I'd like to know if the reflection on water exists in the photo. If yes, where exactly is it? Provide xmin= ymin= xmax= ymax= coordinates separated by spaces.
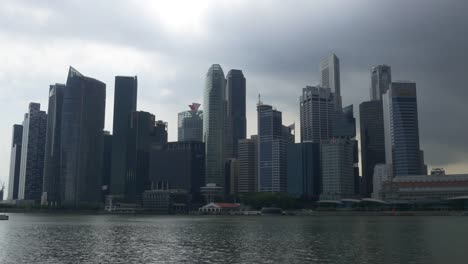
xmin=0 ymin=214 xmax=467 ymax=263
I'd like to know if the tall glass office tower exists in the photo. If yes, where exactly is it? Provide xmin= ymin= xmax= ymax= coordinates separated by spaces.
xmin=320 ymin=53 xmax=341 ymax=110
xmin=226 ymin=69 xmax=246 ymax=157
xmin=178 ymin=103 xmax=203 ymax=142
xmin=370 ymin=65 xmax=392 ymax=101
xmin=60 ymin=67 xmax=106 ymax=206
xmin=7 ymin=124 xmax=23 ymax=200
xmin=203 ymin=64 xmax=226 ymax=190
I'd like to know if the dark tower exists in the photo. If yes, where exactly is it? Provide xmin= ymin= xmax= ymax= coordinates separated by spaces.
xmin=111 ymin=76 xmax=137 ymax=197
xmin=7 ymin=124 xmax=23 ymax=200
xmin=226 ymin=70 xmax=246 ymax=158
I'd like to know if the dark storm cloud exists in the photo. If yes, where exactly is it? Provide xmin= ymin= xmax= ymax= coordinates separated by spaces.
xmin=1 ymin=0 xmax=467 ymax=181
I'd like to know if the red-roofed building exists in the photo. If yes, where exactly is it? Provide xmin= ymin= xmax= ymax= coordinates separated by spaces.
xmin=199 ymin=202 xmax=241 ymax=214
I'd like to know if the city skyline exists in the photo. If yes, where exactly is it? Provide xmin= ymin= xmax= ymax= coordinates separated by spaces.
xmin=1 ymin=0 xmax=468 ymax=192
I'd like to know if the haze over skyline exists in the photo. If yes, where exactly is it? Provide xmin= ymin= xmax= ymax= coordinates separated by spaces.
xmin=1 ymin=0 xmax=468 ymax=189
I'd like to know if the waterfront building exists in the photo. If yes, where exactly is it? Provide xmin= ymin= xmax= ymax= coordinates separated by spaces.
xmin=370 ymin=65 xmax=392 ymax=101
xmin=102 ymin=131 xmax=112 ymax=200
xmin=257 ymin=103 xmax=293 ymax=193
xmin=42 ymin=84 xmax=65 ymax=205
xmin=203 ymin=64 xmax=226 ymax=191
xmin=381 ymin=174 xmax=468 ymax=202
xmin=142 ymin=189 xmax=190 ymax=214
xmin=237 ymin=137 xmax=258 ymax=193
xmin=7 ymin=124 xmax=23 ymax=200
xmin=149 ymin=141 xmax=205 ymax=201
xmin=371 ymin=164 xmax=393 ymax=200
xmin=18 ymin=103 xmax=47 ymax=202
xmin=178 ymin=103 xmax=203 ymax=142
xmin=383 ymin=82 xmax=422 ymax=176
xmin=359 ymin=100 xmax=386 ymax=197
xmin=300 ymin=86 xmax=334 ymax=143
xmin=111 ymin=76 xmax=137 ymax=197
xmin=320 ymin=53 xmax=342 ymax=110
xmin=60 ymin=67 xmax=106 ymax=206
xmin=226 ymin=69 xmax=246 ymax=158
xmin=287 ymin=142 xmax=321 ymax=200
xmin=320 ymin=139 xmax=356 ymax=200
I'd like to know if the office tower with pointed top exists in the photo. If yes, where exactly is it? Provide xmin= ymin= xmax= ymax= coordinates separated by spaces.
xmin=7 ymin=124 xmax=23 ymax=200
xmin=226 ymin=69 xmax=246 ymax=158
xmin=60 ymin=67 xmax=106 ymax=206
xmin=320 ymin=53 xmax=341 ymax=110
xmin=18 ymin=103 xmax=47 ymax=202
xmin=178 ymin=103 xmax=203 ymax=142
xmin=111 ymin=76 xmax=137 ymax=197
xmin=370 ymin=65 xmax=392 ymax=101
xmin=42 ymin=84 xmax=66 ymax=205
xmin=203 ymin=64 xmax=226 ymax=191
xmin=300 ymin=86 xmax=334 ymax=143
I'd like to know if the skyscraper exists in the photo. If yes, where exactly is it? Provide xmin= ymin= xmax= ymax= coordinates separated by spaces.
xmin=102 ymin=131 xmax=112 ymax=199
xmin=18 ymin=103 xmax=47 ymax=201
xmin=257 ymin=103 xmax=292 ymax=193
xmin=111 ymin=76 xmax=137 ymax=197
xmin=42 ymin=84 xmax=65 ymax=205
xmin=60 ymin=67 xmax=106 ymax=206
xmin=178 ymin=103 xmax=203 ymax=142
xmin=237 ymin=137 xmax=258 ymax=193
xmin=203 ymin=64 xmax=226 ymax=191
xmin=287 ymin=142 xmax=321 ymax=200
xmin=359 ymin=100 xmax=386 ymax=197
xmin=300 ymin=86 xmax=334 ymax=143
xmin=320 ymin=53 xmax=341 ymax=110
xmin=320 ymin=138 xmax=356 ymax=200
xmin=125 ymin=111 xmax=157 ymax=203
xmin=7 ymin=124 xmax=23 ymax=200
xmin=370 ymin=65 xmax=392 ymax=101
xmin=383 ymin=82 xmax=422 ymax=176
xmin=226 ymin=69 xmax=246 ymax=158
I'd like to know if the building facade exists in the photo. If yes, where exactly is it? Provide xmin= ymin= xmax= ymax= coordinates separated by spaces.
xmin=320 ymin=139 xmax=357 ymax=200
xmin=60 ymin=67 xmax=106 ymax=206
xmin=111 ymin=76 xmax=137 ymax=197
xmin=203 ymin=64 xmax=226 ymax=190
xmin=178 ymin=103 xmax=203 ymax=142
xmin=300 ymin=86 xmax=334 ymax=143
xmin=359 ymin=100 xmax=386 ymax=197
xmin=383 ymin=82 xmax=422 ymax=176
xmin=287 ymin=142 xmax=321 ymax=200
xmin=18 ymin=103 xmax=47 ymax=202
xmin=226 ymin=69 xmax=246 ymax=158
xmin=42 ymin=84 xmax=65 ymax=205
xmin=149 ymin=141 xmax=205 ymax=202
xmin=320 ymin=53 xmax=341 ymax=110
xmin=7 ymin=124 xmax=23 ymax=200
xmin=370 ymin=65 xmax=392 ymax=101
xmin=237 ymin=137 xmax=258 ymax=193
xmin=372 ymin=164 xmax=393 ymax=200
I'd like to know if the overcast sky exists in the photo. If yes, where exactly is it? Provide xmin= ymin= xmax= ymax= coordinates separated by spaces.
xmin=1 ymin=0 xmax=467 ymax=192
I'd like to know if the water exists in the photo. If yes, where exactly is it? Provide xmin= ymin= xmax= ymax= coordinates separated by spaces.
xmin=0 ymin=214 xmax=467 ymax=263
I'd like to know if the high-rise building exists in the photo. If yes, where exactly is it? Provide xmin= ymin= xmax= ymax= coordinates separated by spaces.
xmin=332 ymin=105 xmax=356 ymax=139
xmin=18 ymin=103 xmax=47 ymax=202
xmin=225 ymin=158 xmax=238 ymax=195
xmin=237 ymin=137 xmax=258 ymax=193
xmin=125 ymin=111 xmax=158 ymax=203
xmin=203 ymin=64 xmax=226 ymax=191
xmin=60 ymin=67 xmax=106 ymax=206
xmin=359 ymin=100 xmax=386 ymax=197
xmin=257 ymin=103 xmax=292 ymax=193
xmin=383 ymin=82 xmax=422 ymax=176
xmin=300 ymin=86 xmax=334 ymax=143
xmin=111 ymin=76 xmax=137 ymax=197
xmin=149 ymin=141 xmax=205 ymax=202
xmin=42 ymin=84 xmax=65 ymax=205
xmin=320 ymin=138 xmax=357 ymax=200
xmin=7 ymin=124 xmax=23 ymax=200
xmin=320 ymin=53 xmax=341 ymax=110
xmin=370 ymin=65 xmax=392 ymax=101
xmin=287 ymin=142 xmax=321 ymax=200
xmin=226 ymin=70 xmax=246 ymax=158
xmin=102 ymin=131 xmax=112 ymax=200
xmin=178 ymin=103 xmax=203 ymax=142
xmin=153 ymin=120 xmax=168 ymax=148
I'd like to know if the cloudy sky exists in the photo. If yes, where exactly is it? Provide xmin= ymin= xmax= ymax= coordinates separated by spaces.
xmin=1 ymin=0 xmax=467 ymax=191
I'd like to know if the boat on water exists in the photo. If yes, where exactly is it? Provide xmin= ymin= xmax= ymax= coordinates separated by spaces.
xmin=0 ymin=214 xmax=9 ymax=220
